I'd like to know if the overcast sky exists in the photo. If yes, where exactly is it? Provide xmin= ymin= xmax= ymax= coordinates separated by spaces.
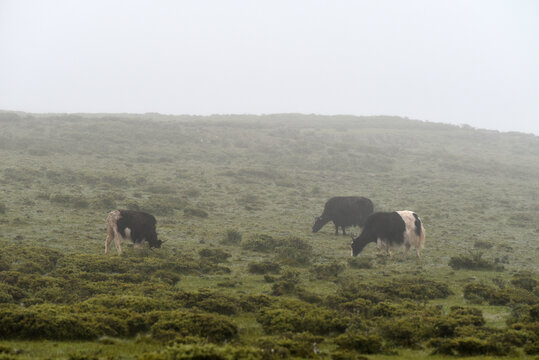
xmin=1 ymin=1 xmax=538 ymax=134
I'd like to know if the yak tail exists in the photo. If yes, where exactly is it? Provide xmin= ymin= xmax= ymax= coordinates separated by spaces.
xmin=413 ymin=213 xmax=422 ymax=236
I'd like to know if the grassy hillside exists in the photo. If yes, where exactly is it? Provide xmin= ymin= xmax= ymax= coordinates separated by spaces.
xmin=0 ymin=111 xmax=537 ymax=359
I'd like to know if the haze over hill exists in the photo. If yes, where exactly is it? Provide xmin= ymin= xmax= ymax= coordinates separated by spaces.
xmin=1 ymin=1 xmax=538 ymax=134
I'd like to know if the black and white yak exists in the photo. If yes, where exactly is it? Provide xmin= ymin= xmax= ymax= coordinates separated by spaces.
xmin=105 ymin=210 xmax=163 ymax=255
xmin=351 ymin=210 xmax=425 ymax=258
xmin=312 ymin=196 xmax=374 ymax=235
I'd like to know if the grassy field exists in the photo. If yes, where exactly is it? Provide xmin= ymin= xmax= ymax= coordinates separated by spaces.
xmin=0 ymin=111 xmax=537 ymax=359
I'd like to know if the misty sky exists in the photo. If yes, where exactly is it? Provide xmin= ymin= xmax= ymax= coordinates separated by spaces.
xmin=1 ymin=1 xmax=538 ymax=134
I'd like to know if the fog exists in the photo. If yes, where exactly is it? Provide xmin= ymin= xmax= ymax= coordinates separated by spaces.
xmin=1 ymin=0 xmax=538 ymax=134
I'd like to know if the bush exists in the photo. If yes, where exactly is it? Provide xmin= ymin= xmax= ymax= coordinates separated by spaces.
xmin=511 ymin=274 xmax=537 ymax=292
xmin=347 ymin=257 xmax=372 ymax=269
xmin=428 ymin=336 xmax=512 ymax=356
xmin=275 ymin=237 xmax=313 ymax=266
xmin=183 ymin=208 xmax=208 ymax=218
xmin=247 ymin=261 xmax=281 ymax=275
xmin=0 ymin=304 xmax=130 ymax=340
xmin=173 ymin=289 xmax=239 ymax=315
xmin=335 ymin=332 xmax=384 ymax=354
xmin=198 ymin=248 xmax=231 ymax=263
xmin=311 ymin=261 xmax=345 ymax=280
xmin=221 ymin=229 xmax=242 ymax=245
xmin=256 ymin=298 xmax=347 ymax=335
xmin=139 ymin=343 xmax=262 ymax=360
xmin=150 ymin=310 xmax=238 ymax=342
xmin=242 ymin=234 xmax=281 ymax=252
xmin=256 ymin=333 xmax=324 ymax=358
xmin=449 ymin=252 xmax=504 ymax=271
xmin=270 ymin=270 xmax=301 ymax=296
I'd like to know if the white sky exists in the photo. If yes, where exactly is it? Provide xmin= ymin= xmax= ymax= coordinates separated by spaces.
xmin=1 ymin=0 xmax=538 ymax=134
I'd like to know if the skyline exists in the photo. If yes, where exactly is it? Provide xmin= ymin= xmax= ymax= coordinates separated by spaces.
xmin=1 ymin=0 xmax=538 ymax=134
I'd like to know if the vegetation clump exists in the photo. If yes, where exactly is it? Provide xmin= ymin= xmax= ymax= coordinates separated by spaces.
xmin=448 ymin=252 xmax=504 ymax=271
xmin=247 ymin=261 xmax=281 ymax=275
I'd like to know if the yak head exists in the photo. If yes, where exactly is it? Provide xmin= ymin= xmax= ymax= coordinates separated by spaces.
xmin=350 ymin=232 xmax=373 ymax=257
xmin=148 ymin=233 xmax=166 ymax=249
xmin=312 ymin=216 xmax=328 ymax=233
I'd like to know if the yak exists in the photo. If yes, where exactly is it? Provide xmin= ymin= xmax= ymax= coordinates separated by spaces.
xmin=351 ymin=210 xmax=425 ymax=258
xmin=312 ymin=196 xmax=374 ymax=235
xmin=105 ymin=209 xmax=163 ymax=255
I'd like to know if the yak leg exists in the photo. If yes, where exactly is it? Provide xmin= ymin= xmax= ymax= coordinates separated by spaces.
xmin=415 ymin=247 xmax=421 ymax=258
xmin=334 ymin=223 xmax=339 ymax=235
xmin=341 ymin=226 xmax=346 ymax=235
xmin=403 ymin=243 xmax=411 ymax=259
xmin=105 ymin=222 xmax=116 ymax=254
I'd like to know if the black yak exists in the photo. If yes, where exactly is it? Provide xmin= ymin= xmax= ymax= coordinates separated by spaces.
xmin=312 ymin=196 xmax=374 ymax=235
xmin=351 ymin=210 xmax=425 ymax=258
xmin=105 ymin=210 xmax=163 ymax=254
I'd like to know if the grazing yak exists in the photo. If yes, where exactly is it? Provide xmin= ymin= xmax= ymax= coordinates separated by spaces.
xmin=351 ymin=210 xmax=425 ymax=258
xmin=313 ymin=196 xmax=374 ymax=235
xmin=105 ymin=210 xmax=163 ymax=255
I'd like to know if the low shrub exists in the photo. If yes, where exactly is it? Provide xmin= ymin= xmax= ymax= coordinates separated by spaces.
xmin=311 ymin=261 xmax=345 ymax=280
xmin=0 ymin=304 xmax=131 ymax=340
xmin=256 ymin=298 xmax=348 ymax=335
xmin=242 ymin=234 xmax=281 ymax=252
xmin=183 ymin=208 xmax=208 ymax=218
xmin=270 ymin=270 xmax=301 ymax=296
xmin=257 ymin=333 xmax=324 ymax=358
xmin=378 ymin=316 xmax=433 ymax=347
xmin=275 ymin=237 xmax=313 ymax=266
xmin=150 ymin=310 xmax=238 ymax=342
xmin=173 ymin=289 xmax=239 ymax=315
xmin=247 ymin=261 xmax=281 ymax=275
xmin=334 ymin=332 xmax=384 ymax=354
xmin=221 ymin=229 xmax=242 ymax=245
xmin=139 ymin=343 xmax=262 ymax=360
xmin=428 ymin=336 xmax=512 ymax=356
xmin=449 ymin=252 xmax=504 ymax=271
xmin=511 ymin=274 xmax=537 ymax=292
xmin=347 ymin=257 xmax=372 ymax=269
xmin=463 ymin=283 xmax=510 ymax=305
xmin=198 ymin=248 xmax=231 ymax=263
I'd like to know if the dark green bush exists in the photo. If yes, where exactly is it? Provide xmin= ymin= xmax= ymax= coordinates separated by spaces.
xmin=511 ymin=274 xmax=537 ymax=292
xmin=256 ymin=298 xmax=347 ymax=335
xmin=242 ymin=234 xmax=281 ymax=252
xmin=379 ymin=316 xmax=433 ymax=347
xmin=221 ymin=229 xmax=242 ymax=245
xmin=449 ymin=252 xmax=504 ymax=271
xmin=173 ymin=289 xmax=239 ymax=315
xmin=463 ymin=283 xmax=510 ymax=305
xmin=347 ymin=257 xmax=372 ymax=269
xmin=257 ymin=333 xmax=324 ymax=358
xmin=334 ymin=332 xmax=384 ymax=354
xmin=139 ymin=343 xmax=262 ymax=360
xmin=83 ymin=295 xmax=173 ymax=313
xmin=428 ymin=336 xmax=512 ymax=356
xmin=150 ymin=310 xmax=238 ymax=342
xmin=198 ymin=248 xmax=231 ymax=263
xmin=239 ymin=294 xmax=273 ymax=312
xmin=183 ymin=208 xmax=208 ymax=218
xmin=0 ymin=304 xmax=130 ymax=340
xmin=311 ymin=261 xmax=345 ymax=280
xmin=275 ymin=237 xmax=313 ymax=266
xmin=247 ymin=261 xmax=281 ymax=274
xmin=270 ymin=270 xmax=301 ymax=296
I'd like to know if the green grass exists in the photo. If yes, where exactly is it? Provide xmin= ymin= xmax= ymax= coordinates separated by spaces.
xmin=0 ymin=111 xmax=537 ymax=359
